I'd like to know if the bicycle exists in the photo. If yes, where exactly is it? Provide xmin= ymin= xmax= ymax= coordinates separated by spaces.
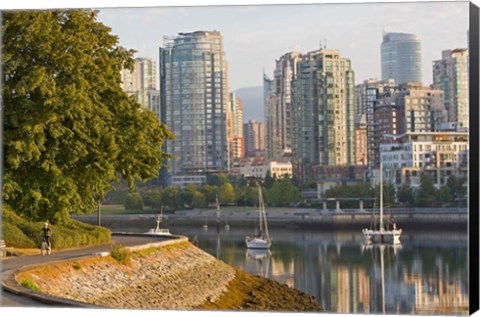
xmin=40 ymin=236 xmax=51 ymax=256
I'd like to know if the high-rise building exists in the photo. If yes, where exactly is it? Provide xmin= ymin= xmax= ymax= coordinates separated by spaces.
xmin=371 ymin=82 xmax=445 ymax=168
xmin=355 ymin=78 xmax=396 ymax=170
xmin=292 ymin=49 xmax=355 ymax=181
xmin=147 ymin=90 xmax=161 ymax=121
xmin=121 ymin=57 xmax=157 ymax=108
xmin=159 ymin=31 xmax=229 ymax=187
xmin=381 ymin=32 xmax=422 ymax=85
xmin=397 ymin=82 xmax=445 ymax=133
xmin=244 ymin=120 xmax=265 ymax=157
xmin=355 ymin=114 xmax=367 ymax=166
xmin=264 ymin=52 xmax=302 ymax=159
xmin=229 ymin=92 xmax=244 ymax=160
xmin=433 ymin=48 xmax=469 ymax=129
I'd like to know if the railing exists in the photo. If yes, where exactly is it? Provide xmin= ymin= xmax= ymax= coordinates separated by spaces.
xmin=315 ymin=207 xmax=468 ymax=213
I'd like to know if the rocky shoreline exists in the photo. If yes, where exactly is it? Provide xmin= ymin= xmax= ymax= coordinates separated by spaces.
xmin=15 ymin=241 xmax=322 ymax=311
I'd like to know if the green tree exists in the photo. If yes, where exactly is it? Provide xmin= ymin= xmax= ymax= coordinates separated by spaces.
xmin=397 ymin=184 xmax=416 ymax=207
xmin=325 ymin=182 xmax=374 ymax=208
xmin=191 ymin=191 xmax=207 ymax=208
xmin=246 ymin=186 xmax=261 ymax=206
xmin=217 ymin=173 xmax=229 ymax=186
xmin=267 ymin=178 xmax=301 ymax=206
xmin=2 ymin=11 xmax=173 ymax=223
xmin=219 ymin=182 xmax=236 ymax=204
xmin=180 ymin=184 xmax=197 ymax=207
xmin=201 ymin=184 xmax=219 ymax=206
xmin=436 ymin=186 xmax=453 ymax=207
xmin=374 ymin=183 xmax=396 ymax=208
xmin=161 ymin=186 xmax=180 ymax=212
xmin=142 ymin=188 xmax=163 ymax=210
xmin=446 ymin=175 xmax=467 ymax=205
xmin=124 ymin=192 xmax=143 ymax=211
xmin=416 ymin=175 xmax=438 ymax=207
xmin=264 ymin=171 xmax=275 ymax=189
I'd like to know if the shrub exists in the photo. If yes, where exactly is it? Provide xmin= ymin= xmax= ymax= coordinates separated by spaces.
xmin=72 ymin=263 xmax=81 ymax=270
xmin=2 ymin=205 xmax=24 ymax=225
xmin=124 ymin=192 xmax=143 ymax=211
xmin=2 ymin=206 xmax=111 ymax=249
xmin=17 ymin=221 xmax=45 ymax=247
xmin=110 ymin=244 xmax=131 ymax=264
xmin=1 ymin=222 xmax=36 ymax=248
xmin=21 ymin=279 xmax=41 ymax=292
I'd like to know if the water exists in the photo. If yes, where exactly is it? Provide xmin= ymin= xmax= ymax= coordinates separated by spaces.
xmin=181 ymin=225 xmax=468 ymax=315
xmin=108 ymin=221 xmax=469 ymax=315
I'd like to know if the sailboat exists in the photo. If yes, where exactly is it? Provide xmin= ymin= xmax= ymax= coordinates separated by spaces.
xmin=147 ymin=206 xmax=172 ymax=236
xmin=362 ymin=163 xmax=402 ymax=244
xmin=245 ymin=186 xmax=271 ymax=249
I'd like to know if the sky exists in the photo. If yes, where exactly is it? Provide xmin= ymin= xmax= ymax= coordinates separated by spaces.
xmin=93 ymin=0 xmax=470 ymax=91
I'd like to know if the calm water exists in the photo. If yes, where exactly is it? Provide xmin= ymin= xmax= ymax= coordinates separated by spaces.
xmin=109 ymin=221 xmax=469 ymax=315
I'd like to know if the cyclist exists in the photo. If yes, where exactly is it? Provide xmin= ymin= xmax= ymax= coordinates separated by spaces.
xmin=41 ymin=222 xmax=52 ymax=255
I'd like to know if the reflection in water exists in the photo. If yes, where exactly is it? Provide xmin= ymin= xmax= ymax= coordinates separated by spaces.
xmin=196 ymin=227 xmax=469 ymax=315
xmin=106 ymin=222 xmax=469 ymax=315
xmin=245 ymin=249 xmax=272 ymax=278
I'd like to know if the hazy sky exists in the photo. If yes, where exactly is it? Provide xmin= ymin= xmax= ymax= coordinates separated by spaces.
xmin=96 ymin=1 xmax=470 ymax=91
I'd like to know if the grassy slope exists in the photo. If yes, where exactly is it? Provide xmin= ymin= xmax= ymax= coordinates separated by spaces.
xmin=196 ymin=268 xmax=322 ymax=311
xmin=1 ymin=205 xmax=111 ymax=249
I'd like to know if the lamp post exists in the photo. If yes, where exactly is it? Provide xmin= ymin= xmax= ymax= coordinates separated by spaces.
xmin=97 ymin=200 xmax=101 ymax=226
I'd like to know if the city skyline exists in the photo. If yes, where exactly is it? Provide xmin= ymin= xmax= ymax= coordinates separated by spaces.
xmin=96 ymin=1 xmax=469 ymax=91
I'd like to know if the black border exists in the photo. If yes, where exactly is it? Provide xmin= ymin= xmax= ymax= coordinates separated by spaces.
xmin=469 ymin=1 xmax=480 ymax=315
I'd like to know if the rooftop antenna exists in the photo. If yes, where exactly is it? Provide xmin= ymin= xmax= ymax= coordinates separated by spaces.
xmin=324 ymin=38 xmax=327 ymax=49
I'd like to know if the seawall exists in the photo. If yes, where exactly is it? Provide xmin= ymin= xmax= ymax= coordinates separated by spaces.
xmin=76 ymin=208 xmax=468 ymax=231
xmin=15 ymin=239 xmax=321 ymax=311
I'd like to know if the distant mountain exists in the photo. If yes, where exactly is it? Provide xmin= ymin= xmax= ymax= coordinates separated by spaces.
xmin=235 ymin=86 xmax=264 ymax=123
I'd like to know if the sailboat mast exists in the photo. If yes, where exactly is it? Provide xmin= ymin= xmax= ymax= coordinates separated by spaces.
xmin=216 ymin=195 xmax=220 ymax=218
xmin=380 ymin=245 xmax=386 ymax=314
xmin=380 ymin=162 xmax=384 ymax=230
xmin=257 ymin=186 xmax=270 ymax=242
xmin=258 ymin=185 xmax=263 ymax=234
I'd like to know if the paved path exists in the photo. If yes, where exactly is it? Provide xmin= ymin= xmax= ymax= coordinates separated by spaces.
xmin=0 ymin=234 xmax=172 ymax=307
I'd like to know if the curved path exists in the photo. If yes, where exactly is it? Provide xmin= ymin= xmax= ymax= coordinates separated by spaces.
xmin=1 ymin=234 xmax=173 ymax=307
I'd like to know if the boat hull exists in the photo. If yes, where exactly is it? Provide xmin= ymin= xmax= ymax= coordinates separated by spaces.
xmin=147 ymin=228 xmax=172 ymax=236
xmin=363 ymin=228 xmax=402 ymax=244
xmin=245 ymin=237 xmax=271 ymax=249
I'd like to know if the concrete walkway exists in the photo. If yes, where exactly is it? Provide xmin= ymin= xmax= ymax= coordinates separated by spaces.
xmin=0 ymin=234 xmax=174 ymax=307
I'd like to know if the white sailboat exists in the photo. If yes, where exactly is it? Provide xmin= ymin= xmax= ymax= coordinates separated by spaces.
xmin=147 ymin=206 xmax=172 ymax=236
xmin=245 ymin=186 xmax=271 ymax=249
xmin=362 ymin=163 xmax=402 ymax=244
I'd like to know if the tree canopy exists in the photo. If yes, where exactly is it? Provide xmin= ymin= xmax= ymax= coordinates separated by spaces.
xmin=2 ymin=10 xmax=173 ymax=223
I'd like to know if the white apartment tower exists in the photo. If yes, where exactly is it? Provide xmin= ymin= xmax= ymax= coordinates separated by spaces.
xmin=121 ymin=57 xmax=157 ymax=108
xmin=229 ymin=92 xmax=244 ymax=160
xmin=265 ymin=52 xmax=302 ymax=159
xmin=159 ymin=31 xmax=229 ymax=187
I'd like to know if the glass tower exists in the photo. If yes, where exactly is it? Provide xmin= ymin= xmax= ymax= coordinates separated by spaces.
xmin=381 ymin=32 xmax=422 ymax=85
xmin=159 ymin=31 xmax=229 ymax=186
